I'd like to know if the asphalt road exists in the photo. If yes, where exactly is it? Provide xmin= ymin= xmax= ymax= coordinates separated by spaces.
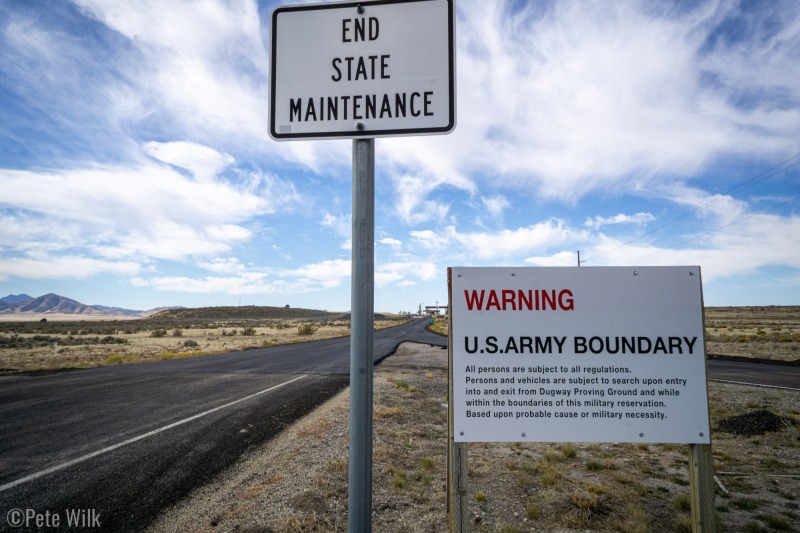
xmin=0 ymin=319 xmax=795 ymax=532
xmin=0 ymin=319 xmax=444 ymax=532
xmin=706 ymin=358 xmax=800 ymax=390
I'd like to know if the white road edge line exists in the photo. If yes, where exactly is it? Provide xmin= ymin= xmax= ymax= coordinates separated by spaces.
xmin=0 ymin=374 xmax=308 ymax=493
xmin=708 ymin=378 xmax=800 ymax=392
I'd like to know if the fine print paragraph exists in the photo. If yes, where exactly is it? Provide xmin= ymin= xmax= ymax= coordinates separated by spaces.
xmin=463 ymin=363 xmax=689 ymax=423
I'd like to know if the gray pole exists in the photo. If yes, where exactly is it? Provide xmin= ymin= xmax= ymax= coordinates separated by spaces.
xmin=349 ymin=137 xmax=375 ymax=533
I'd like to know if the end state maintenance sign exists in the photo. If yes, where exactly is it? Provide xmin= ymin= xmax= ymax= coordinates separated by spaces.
xmin=270 ymin=0 xmax=456 ymax=140
xmin=450 ymin=267 xmax=712 ymax=444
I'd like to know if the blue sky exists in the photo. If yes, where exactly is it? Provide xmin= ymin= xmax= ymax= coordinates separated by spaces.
xmin=0 ymin=0 xmax=798 ymax=313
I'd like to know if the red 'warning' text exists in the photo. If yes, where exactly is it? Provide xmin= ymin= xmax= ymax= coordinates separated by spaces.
xmin=464 ymin=289 xmax=574 ymax=311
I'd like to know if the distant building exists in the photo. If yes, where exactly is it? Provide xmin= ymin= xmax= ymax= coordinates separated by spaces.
xmin=424 ymin=305 xmax=449 ymax=316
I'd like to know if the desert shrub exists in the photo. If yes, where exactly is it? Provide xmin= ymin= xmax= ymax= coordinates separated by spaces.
xmin=0 ymin=334 xmax=126 ymax=349
xmin=392 ymin=379 xmax=416 ymax=392
xmin=540 ymin=465 xmax=562 ymax=487
xmin=103 ymin=354 xmax=141 ymax=365
xmin=391 ymin=469 xmax=406 ymax=490
xmin=0 ymin=335 xmax=20 ymax=349
xmin=151 ymin=329 xmax=167 ymax=338
xmin=241 ymin=326 xmax=257 ymax=336
xmin=172 ymin=328 xmax=183 ymax=337
xmin=159 ymin=350 xmax=205 ymax=360
xmin=674 ymin=494 xmax=691 ymax=511
xmin=674 ymin=513 xmax=693 ymax=532
xmin=183 ymin=340 xmax=198 ymax=347
xmin=526 ymin=503 xmax=540 ymax=520
xmin=586 ymin=459 xmax=604 ymax=471
xmin=561 ymin=444 xmax=578 ymax=459
xmin=297 ymin=324 xmax=319 ymax=336
xmin=763 ymin=515 xmax=792 ymax=531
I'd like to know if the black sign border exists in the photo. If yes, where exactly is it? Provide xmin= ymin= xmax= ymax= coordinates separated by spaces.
xmin=269 ymin=0 xmax=456 ymax=140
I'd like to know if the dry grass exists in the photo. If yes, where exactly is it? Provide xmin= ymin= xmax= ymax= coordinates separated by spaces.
xmin=4 ymin=306 xmax=794 ymax=374
xmin=0 ymin=318 xmax=404 ymax=374
xmin=426 ymin=318 xmax=448 ymax=336
xmin=704 ymin=306 xmax=800 ymax=362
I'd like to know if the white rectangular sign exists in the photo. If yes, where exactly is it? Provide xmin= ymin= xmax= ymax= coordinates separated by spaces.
xmin=270 ymin=0 xmax=456 ymax=140
xmin=450 ymin=267 xmax=711 ymax=444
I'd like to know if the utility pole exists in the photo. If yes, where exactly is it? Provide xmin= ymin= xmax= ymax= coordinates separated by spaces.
xmin=577 ymin=250 xmax=587 ymax=267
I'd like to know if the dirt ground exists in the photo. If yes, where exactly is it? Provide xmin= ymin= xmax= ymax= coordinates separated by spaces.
xmin=146 ymin=342 xmax=799 ymax=533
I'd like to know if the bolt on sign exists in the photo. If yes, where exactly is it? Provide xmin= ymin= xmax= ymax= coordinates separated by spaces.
xmin=270 ymin=0 xmax=456 ymax=140
xmin=449 ymin=266 xmax=712 ymax=444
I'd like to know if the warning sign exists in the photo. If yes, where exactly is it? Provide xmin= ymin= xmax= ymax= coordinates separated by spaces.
xmin=449 ymin=266 xmax=711 ymax=444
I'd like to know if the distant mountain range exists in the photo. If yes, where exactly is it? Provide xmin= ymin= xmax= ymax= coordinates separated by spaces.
xmin=0 ymin=293 xmax=167 ymax=318
xmin=0 ymin=294 xmax=33 ymax=305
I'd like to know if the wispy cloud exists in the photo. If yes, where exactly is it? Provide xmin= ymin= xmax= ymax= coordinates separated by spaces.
xmin=74 ymin=0 xmax=270 ymax=145
xmin=407 ymin=221 xmax=589 ymax=261
xmin=0 ymin=157 xmax=299 ymax=269
xmin=552 ymin=205 xmax=800 ymax=283
xmin=375 ymin=0 xmax=800 ymax=222
xmin=132 ymin=272 xmax=272 ymax=295
xmin=585 ymin=212 xmax=656 ymax=229
xmin=321 ymin=212 xmax=352 ymax=250
xmin=0 ymin=254 xmax=140 ymax=281
xmin=143 ymin=141 xmax=235 ymax=182
xmin=481 ymin=194 xmax=510 ymax=219
xmin=132 ymin=257 xmax=352 ymax=296
xmin=377 ymin=237 xmax=402 ymax=250
xmin=375 ymin=261 xmax=438 ymax=288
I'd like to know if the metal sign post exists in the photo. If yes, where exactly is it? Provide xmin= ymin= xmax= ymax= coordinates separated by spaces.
xmin=349 ymin=138 xmax=375 ymax=532
xmin=447 ymin=269 xmax=469 ymax=531
xmin=270 ymin=2 xmax=455 ymax=530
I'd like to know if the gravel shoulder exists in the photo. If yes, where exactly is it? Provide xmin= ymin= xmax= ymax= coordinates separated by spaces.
xmin=146 ymin=342 xmax=799 ymax=533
